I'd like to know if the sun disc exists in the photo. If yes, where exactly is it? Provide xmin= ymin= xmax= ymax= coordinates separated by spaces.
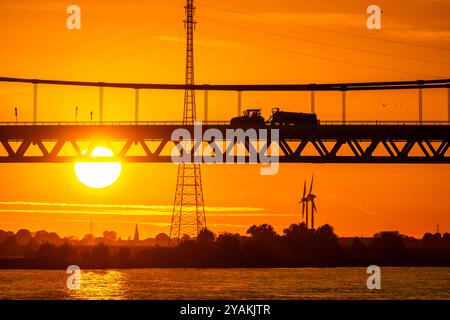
xmin=74 ymin=146 xmax=122 ymax=188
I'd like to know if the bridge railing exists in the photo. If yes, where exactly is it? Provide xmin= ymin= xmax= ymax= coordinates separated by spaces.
xmin=318 ymin=120 xmax=450 ymax=126
xmin=0 ymin=120 xmax=449 ymax=126
xmin=0 ymin=121 xmax=228 ymax=126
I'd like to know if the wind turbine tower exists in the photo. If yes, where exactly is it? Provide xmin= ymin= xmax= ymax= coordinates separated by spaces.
xmin=299 ymin=175 xmax=318 ymax=229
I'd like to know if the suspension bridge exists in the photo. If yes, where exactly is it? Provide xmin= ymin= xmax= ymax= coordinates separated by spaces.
xmin=0 ymin=77 xmax=449 ymax=164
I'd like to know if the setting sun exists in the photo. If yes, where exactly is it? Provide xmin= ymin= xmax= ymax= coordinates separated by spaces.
xmin=74 ymin=146 xmax=122 ymax=188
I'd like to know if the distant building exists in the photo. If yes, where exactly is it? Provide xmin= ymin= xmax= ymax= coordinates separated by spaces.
xmin=134 ymin=224 xmax=139 ymax=242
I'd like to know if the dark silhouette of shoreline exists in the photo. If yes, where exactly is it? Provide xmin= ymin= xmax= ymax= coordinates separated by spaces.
xmin=0 ymin=223 xmax=449 ymax=269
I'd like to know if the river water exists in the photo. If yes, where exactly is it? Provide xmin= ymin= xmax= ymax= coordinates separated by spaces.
xmin=0 ymin=267 xmax=449 ymax=299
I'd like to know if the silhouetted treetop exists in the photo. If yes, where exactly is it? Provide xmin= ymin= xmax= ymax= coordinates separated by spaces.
xmin=197 ymin=228 xmax=215 ymax=244
xmin=247 ymin=224 xmax=279 ymax=240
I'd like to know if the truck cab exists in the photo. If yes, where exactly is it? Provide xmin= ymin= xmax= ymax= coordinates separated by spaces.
xmin=230 ymin=109 xmax=266 ymax=126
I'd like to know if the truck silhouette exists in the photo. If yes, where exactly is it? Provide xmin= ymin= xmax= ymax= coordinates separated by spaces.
xmin=230 ymin=109 xmax=266 ymax=126
xmin=230 ymin=108 xmax=319 ymax=126
xmin=268 ymin=108 xmax=319 ymax=125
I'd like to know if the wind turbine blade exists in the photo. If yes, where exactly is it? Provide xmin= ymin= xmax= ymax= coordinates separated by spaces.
xmin=309 ymin=174 xmax=314 ymax=194
xmin=312 ymin=200 xmax=317 ymax=213
xmin=303 ymin=180 xmax=306 ymax=198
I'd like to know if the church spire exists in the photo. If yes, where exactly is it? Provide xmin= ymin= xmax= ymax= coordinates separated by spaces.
xmin=134 ymin=224 xmax=139 ymax=242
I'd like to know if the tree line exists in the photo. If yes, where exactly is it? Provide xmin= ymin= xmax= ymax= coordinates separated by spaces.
xmin=1 ymin=223 xmax=450 ymax=268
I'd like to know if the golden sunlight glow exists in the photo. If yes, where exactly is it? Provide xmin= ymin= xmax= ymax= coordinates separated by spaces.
xmin=74 ymin=147 xmax=122 ymax=189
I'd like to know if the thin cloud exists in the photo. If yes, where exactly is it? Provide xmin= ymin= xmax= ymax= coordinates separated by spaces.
xmin=0 ymin=201 xmax=264 ymax=212
xmin=323 ymin=191 xmax=393 ymax=222
xmin=0 ymin=201 xmax=304 ymax=218
xmin=0 ymin=209 xmax=296 ymax=218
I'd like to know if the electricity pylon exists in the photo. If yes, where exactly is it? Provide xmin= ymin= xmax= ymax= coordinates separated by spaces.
xmin=169 ymin=0 xmax=206 ymax=245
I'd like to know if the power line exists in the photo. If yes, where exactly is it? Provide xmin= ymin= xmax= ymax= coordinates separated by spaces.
xmin=321 ymin=0 xmax=447 ymax=22
xmin=5 ymin=1 xmax=182 ymax=76
xmin=200 ymin=16 xmax=450 ymax=66
xmin=67 ymin=19 xmax=181 ymax=77
xmin=197 ymin=1 xmax=450 ymax=52
xmin=197 ymin=30 xmax=446 ymax=78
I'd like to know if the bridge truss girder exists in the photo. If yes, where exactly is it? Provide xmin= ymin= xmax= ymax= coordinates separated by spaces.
xmin=0 ymin=124 xmax=448 ymax=164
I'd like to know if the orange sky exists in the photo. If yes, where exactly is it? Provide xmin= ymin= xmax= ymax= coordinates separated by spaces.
xmin=0 ymin=0 xmax=449 ymax=239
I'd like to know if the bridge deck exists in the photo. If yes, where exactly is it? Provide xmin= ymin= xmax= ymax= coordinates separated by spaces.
xmin=0 ymin=123 xmax=448 ymax=138
xmin=0 ymin=123 xmax=449 ymax=163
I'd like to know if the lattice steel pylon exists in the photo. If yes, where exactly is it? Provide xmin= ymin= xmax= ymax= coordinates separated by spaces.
xmin=169 ymin=0 xmax=206 ymax=245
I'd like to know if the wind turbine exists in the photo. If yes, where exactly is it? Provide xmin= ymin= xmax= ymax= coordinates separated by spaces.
xmin=308 ymin=175 xmax=317 ymax=229
xmin=299 ymin=174 xmax=318 ymax=229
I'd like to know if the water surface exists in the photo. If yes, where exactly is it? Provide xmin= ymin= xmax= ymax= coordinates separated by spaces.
xmin=0 ymin=267 xmax=449 ymax=299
